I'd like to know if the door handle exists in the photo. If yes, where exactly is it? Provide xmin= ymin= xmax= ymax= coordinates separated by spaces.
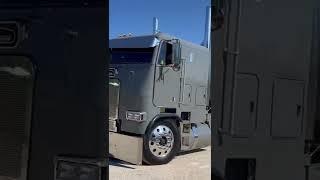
xmin=250 ymin=101 xmax=255 ymax=113
xmin=218 ymin=128 xmax=229 ymax=135
xmin=217 ymin=128 xmax=228 ymax=146
xmin=297 ymin=104 xmax=302 ymax=117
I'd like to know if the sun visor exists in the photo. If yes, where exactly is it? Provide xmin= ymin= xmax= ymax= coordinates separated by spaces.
xmin=109 ymin=35 xmax=159 ymax=48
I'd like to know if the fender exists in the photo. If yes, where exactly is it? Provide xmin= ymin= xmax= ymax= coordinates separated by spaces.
xmin=145 ymin=113 xmax=182 ymax=134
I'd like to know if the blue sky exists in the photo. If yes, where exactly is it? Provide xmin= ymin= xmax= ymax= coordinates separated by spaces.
xmin=109 ymin=0 xmax=211 ymax=45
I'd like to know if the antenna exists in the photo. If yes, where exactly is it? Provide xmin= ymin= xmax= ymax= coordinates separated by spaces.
xmin=201 ymin=6 xmax=211 ymax=49
xmin=153 ymin=17 xmax=159 ymax=34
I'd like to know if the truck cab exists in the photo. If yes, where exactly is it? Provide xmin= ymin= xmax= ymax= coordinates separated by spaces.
xmin=0 ymin=1 xmax=107 ymax=180
xmin=109 ymin=32 xmax=211 ymax=165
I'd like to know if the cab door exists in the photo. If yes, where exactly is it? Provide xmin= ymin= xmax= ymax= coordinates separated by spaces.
xmin=153 ymin=40 xmax=182 ymax=108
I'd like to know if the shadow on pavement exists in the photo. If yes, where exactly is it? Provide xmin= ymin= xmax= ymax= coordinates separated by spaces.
xmin=109 ymin=148 xmax=209 ymax=168
xmin=177 ymin=148 xmax=207 ymax=156
xmin=108 ymin=154 xmax=136 ymax=169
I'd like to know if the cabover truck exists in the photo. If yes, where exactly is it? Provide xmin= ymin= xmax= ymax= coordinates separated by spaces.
xmin=109 ymin=13 xmax=212 ymax=165
xmin=212 ymin=0 xmax=320 ymax=180
xmin=0 ymin=1 xmax=108 ymax=180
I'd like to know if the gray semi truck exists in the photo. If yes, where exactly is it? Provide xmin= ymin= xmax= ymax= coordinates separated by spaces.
xmin=108 ymin=8 xmax=212 ymax=165
xmin=0 ymin=1 xmax=108 ymax=180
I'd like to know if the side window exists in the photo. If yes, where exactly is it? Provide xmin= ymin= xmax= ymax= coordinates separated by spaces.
xmin=158 ymin=42 xmax=173 ymax=66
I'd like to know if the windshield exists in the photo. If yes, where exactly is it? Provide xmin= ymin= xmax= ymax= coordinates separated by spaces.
xmin=110 ymin=48 xmax=154 ymax=64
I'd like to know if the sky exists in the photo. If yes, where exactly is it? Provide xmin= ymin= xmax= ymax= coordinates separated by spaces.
xmin=109 ymin=0 xmax=211 ymax=45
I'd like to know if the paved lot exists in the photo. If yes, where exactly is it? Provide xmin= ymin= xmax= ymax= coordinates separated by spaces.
xmin=109 ymin=146 xmax=211 ymax=180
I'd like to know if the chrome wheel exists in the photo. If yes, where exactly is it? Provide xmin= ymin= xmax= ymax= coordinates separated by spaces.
xmin=148 ymin=125 xmax=174 ymax=158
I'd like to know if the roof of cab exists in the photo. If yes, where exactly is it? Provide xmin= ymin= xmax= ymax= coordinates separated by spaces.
xmin=109 ymin=32 xmax=209 ymax=52
xmin=109 ymin=34 xmax=158 ymax=48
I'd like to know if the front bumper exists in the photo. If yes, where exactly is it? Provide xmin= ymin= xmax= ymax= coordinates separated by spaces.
xmin=109 ymin=132 xmax=143 ymax=165
xmin=109 ymin=119 xmax=117 ymax=132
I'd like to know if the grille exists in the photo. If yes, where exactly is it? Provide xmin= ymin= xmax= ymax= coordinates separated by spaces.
xmin=0 ymin=68 xmax=32 ymax=179
xmin=109 ymin=79 xmax=120 ymax=131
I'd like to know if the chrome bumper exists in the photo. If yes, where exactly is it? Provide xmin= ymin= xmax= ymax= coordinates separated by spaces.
xmin=109 ymin=119 xmax=117 ymax=132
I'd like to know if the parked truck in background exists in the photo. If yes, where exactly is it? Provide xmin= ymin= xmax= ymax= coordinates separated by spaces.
xmin=212 ymin=0 xmax=320 ymax=180
xmin=0 ymin=1 xmax=108 ymax=180
xmin=108 ymin=7 xmax=212 ymax=165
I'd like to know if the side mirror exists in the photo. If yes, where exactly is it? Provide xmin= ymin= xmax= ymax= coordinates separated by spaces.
xmin=172 ymin=39 xmax=181 ymax=69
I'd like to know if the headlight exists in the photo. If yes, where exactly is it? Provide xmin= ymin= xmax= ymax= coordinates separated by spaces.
xmin=109 ymin=82 xmax=119 ymax=86
xmin=126 ymin=111 xmax=147 ymax=122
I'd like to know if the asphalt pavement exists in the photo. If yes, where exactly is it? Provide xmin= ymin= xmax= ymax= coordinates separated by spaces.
xmin=109 ymin=146 xmax=211 ymax=180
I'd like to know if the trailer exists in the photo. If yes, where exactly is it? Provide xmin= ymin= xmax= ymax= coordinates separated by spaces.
xmin=109 ymin=8 xmax=212 ymax=165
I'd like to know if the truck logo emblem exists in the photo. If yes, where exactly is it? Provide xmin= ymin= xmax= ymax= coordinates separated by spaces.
xmin=109 ymin=68 xmax=118 ymax=77
xmin=0 ymin=22 xmax=19 ymax=48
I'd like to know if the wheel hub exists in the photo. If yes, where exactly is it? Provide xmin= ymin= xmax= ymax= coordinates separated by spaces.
xmin=148 ymin=125 xmax=174 ymax=158
xmin=159 ymin=136 xmax=167 ymax=146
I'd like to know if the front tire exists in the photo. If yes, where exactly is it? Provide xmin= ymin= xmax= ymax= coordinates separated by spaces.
xmin=143 ymin=119 xmax=180 ymax=165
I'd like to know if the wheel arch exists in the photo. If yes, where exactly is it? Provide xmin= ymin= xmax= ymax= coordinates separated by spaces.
xmin=144 ymin=113 xmax=182 ymax=135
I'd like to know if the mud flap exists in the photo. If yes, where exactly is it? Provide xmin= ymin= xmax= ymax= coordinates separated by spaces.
xmin=109 ymin=132 xmax=143 ymax=165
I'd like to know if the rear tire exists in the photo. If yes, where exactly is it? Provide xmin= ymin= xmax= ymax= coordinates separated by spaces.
xmin=143 ymin=119 xmax=180 ymax=165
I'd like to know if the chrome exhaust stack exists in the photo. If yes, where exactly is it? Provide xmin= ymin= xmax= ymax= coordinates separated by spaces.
xmin=153 ymin=17 xmax=159 ymax=34
xmin=201 ymin=6 xmax=212 ymax=49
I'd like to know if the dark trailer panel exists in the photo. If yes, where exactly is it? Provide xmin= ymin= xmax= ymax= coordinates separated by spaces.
xmin=0 ymin=1 xmax=107 ymax=180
